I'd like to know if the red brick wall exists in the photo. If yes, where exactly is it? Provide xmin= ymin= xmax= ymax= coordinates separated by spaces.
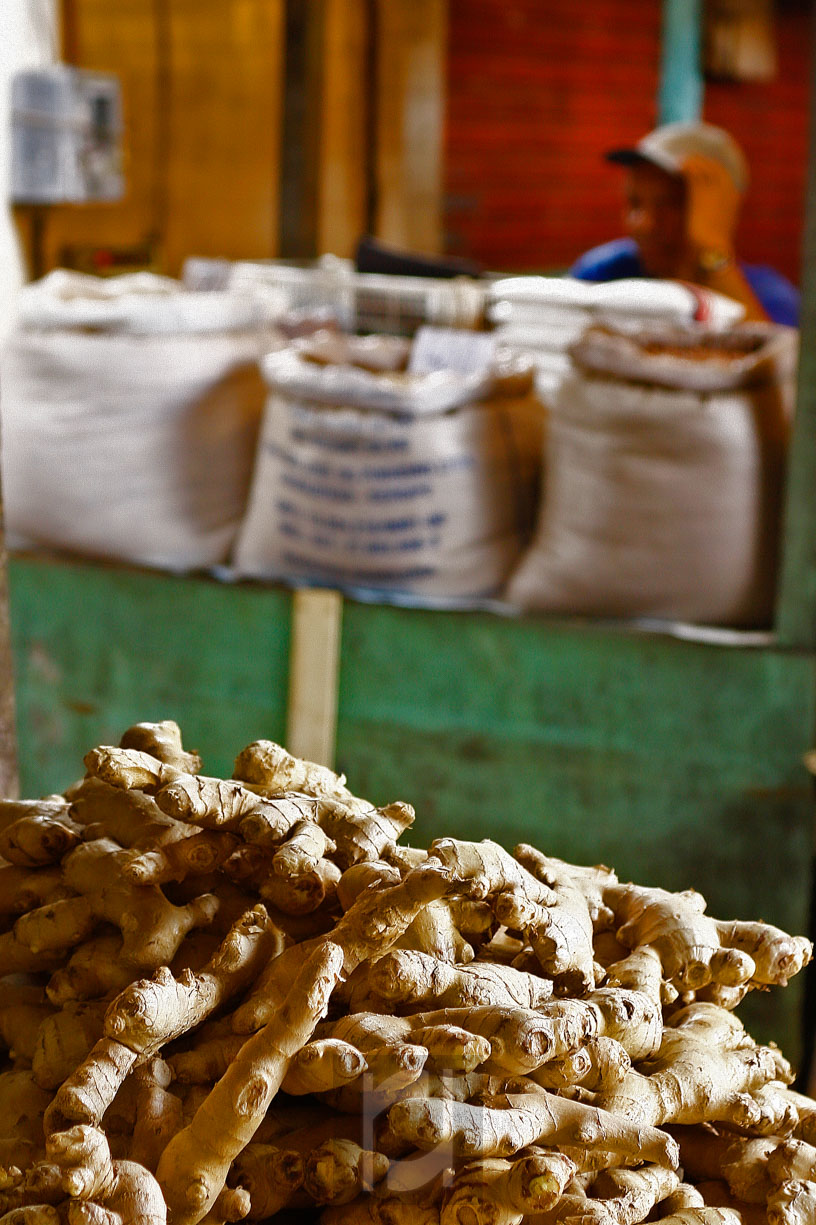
xmin=704 ymin=4 xmax=810 ymax=284
xmin=444 ymin=0 xmax=810 ymax=284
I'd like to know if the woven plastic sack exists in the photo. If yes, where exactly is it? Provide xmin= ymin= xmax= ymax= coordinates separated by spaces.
xmin=233 ymin=334 xmax=543 ymax=600
xmin=506 ymin=322 xmax=796 ymax=626
xmin=1 ymin=271 xmax=278 ymax=570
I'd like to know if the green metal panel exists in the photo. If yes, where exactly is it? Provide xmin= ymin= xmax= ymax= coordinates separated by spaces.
xmin=8 ymin=557 xmax=292 ymax=793
xmin=7 ymin=556 xmax=815 ymax=1066
xmin=336 ymin=603 xmax=815 ymax=1062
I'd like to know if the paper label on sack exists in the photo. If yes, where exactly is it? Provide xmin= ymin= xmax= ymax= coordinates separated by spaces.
xmin=408 ymin=326 xmax=497 ymax=377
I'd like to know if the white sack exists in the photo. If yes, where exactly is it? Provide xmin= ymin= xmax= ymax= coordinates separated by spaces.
xmin=234 ymin=337 xmax=542 ymax=599
xmin=506 ymin=323 xmax=796 ymax=627
xmin=2 ymin=271 xmax=276 ymax=570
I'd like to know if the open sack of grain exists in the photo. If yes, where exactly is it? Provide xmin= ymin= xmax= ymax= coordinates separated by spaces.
xmin=506 ymin=321 xmax=797 ymax=627
xmin=488 ymin=277 xmax=746 ymax=408
xmin=0 ymin=718 xmax=814 ymax=1224
xmin=0 ymin=271 xmax=280 ymax=571
xmin=233 ymin=331 xmax=543 ymax=601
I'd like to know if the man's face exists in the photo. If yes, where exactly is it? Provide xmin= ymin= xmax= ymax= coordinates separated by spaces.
xmin=623 ymin=160 xmax=687 ymax=278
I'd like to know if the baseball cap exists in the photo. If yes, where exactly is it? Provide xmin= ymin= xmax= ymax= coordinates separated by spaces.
xmin=606 ymin=121 xmax=749 ymax=193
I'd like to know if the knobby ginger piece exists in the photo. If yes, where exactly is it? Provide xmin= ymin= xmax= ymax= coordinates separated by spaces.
xmin=317 ymin=799 xmax=415 ymax=868
xmin=83 ymin=746 xmax=182 ymax=793
xmin=767 ymin=1178 xmax=816 ymax=1225
xmin=119 ymin=720 xmax=202 ymax=775
xmin=155 ymin=940 xmax=344 ymax=1225
xmin=44 ymin=904 xmax=283 ymax=1141
xmin=46 ymin=1124 xmax=167 ymax=1224
xmin=233 ymin=739 xmax=361 ymax=805
xmin=319 ymin=1042 xmax=429 ymax=1112
xmin=304 ymin=1138 xmax=389 ymax=1205
xmin=267 ymin=817 xmax=333 ymax=871
xmin=156 ymin=775 xmax=303 ymax=832
xmin=0 ymin=813 xmax=83 ymax=868
xmin=281 ymin=1039 xmax=368 ymax=1096
xmin=429 ymin=838 xmax=556 ymax=907
xmin=103 ymin=905 xmax=280 ymax=1056
xmin=121 ymin=830 xmax=238 ymax=886
xmin=403 ymin=1002 xmax=597 ymax=1075
xmin=225 ymin=1143 xmax=303 ymax=1218
xmin=604 ymin=881 xmax=812 ymax=992
xmin=231 ymin=861 xmax=451 ymax=1032
xmin=366 ymin=949 xmax=554 ymax=1010
xmin=442 ymin=1152 xmax=577 ymax=1220
xmin=68 ymin=777 xmax=191 ymax=849
xmin=386 ymin=1090 xmax=678 ymax=1165
xmin=597 ymin=1003 xmax=790 ymax=1129
xmin=61 ymin=838 xmax=219 ymax=971
xmin=0 ymin=865 xmax=74 ymax=916
xmin=577 ymin=1164 xmax=681 ymax=1223
xmin=0 ymin=797 xmax=70 ymax=834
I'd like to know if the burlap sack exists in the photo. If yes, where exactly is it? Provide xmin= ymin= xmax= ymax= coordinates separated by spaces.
xmin=1 ymin=271 xmax=276 ymax=570
xmin=233 ymin=334 xmax=543 ymax=600
xmin=506 ymin=322 xmax=796 ymax=626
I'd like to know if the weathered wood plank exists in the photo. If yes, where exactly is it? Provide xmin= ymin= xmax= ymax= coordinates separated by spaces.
xmin=286 ymin=587 xmax=343 ymax=767
xmin=47 ymin=0 xmax=285 ymax=275
xmin=374 ymin=0 xmax=447 ymax=253
xmin=317 ymin=0 xmax=370 ymax=258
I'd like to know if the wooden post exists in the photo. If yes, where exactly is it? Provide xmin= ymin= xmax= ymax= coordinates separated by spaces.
xmin=775 ymin=6 xmax=816 ymax=649
xmin=279 ymin=0 xmax=326 ymax=260
xmin=316 ymin=0 xmax=370 ymax=257
xmin=373 ymin=0 xmax=447 ymax=254
xmin=286 ymin=588 xmax=343 ymax=767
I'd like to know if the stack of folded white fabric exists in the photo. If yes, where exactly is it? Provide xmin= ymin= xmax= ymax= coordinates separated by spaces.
xmin=487 ymin=276 xmax=746 ymax=404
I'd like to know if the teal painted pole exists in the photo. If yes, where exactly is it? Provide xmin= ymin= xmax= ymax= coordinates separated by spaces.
xmin=658 ymin=0 xmax=703 ymax=125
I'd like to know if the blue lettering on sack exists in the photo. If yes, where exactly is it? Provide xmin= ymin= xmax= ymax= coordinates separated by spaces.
xmin=368 ymin=485 xmax=433 ymax=502
xmin=362 ymin=538 xmax=425 ymax=555
xmin=281 ymin=475 xmax=355 ymax=502
xmin=363 ymin=462 xmax=433 ymax=480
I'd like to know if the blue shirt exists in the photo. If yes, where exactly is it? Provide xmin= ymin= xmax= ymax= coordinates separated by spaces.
xmin=570 ymin=237 xmax=800 ymax=327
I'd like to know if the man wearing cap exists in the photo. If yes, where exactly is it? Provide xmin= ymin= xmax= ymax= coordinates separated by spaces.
xmin=570 ymin=121 xmax=799 ymax=326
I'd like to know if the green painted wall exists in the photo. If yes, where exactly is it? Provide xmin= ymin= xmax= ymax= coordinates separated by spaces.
xmin=7 ymin=556 xmax=815 ymax=1066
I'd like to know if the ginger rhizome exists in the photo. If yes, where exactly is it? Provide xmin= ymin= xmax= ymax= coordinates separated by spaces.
xmin=0 ymin=720 xmax=814 ymax=1225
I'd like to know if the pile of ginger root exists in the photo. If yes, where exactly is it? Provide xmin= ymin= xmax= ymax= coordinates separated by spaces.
xmin=1 ymin=721 xmax=815 ymax=1225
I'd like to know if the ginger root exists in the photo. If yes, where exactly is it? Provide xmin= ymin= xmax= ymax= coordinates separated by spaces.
xmin=0 ymin=725 xmax=813 ymax=1225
